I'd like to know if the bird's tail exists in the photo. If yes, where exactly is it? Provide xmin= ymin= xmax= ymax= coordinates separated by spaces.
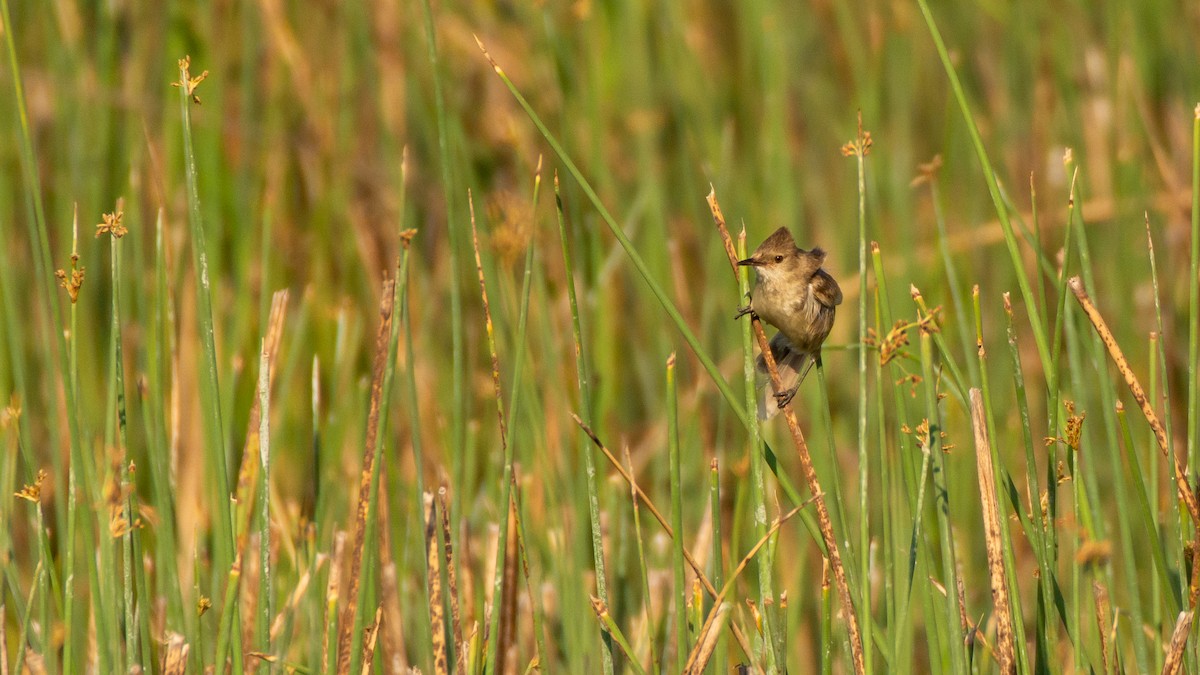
xmin=755 ymin=333 xmax=814 ymax=420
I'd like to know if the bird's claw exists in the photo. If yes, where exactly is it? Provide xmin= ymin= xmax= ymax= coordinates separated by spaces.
xmin=774 ymin=387 xmax=798 ymax=409
xmin=734 ymin=305 xmax=755 ymax=320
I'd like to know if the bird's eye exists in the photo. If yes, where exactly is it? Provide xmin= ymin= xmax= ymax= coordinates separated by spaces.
xmin=774 ymin=255 xmax=784 ymax=263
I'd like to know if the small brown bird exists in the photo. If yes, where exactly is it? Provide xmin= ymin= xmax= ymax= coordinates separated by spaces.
xmin=736 ymin=227 xmax=842 ymax=419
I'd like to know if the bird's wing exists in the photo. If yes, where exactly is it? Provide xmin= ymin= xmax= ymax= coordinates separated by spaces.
xmin=811 ymin=269 xmax=843 ymax=307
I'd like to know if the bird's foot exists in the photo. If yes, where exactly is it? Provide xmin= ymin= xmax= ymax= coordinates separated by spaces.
xmin=734 ymin=305 xmax=755 ymax=320
xmin=774 ymin=386 xmax=798 ymax=409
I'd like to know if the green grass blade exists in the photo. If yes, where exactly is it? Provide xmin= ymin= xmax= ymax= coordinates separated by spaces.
xmin=914 ymin=0 xmax=1052 ymax=379
xmin=666 ymin=354 xmax=689 ymax=670
xmin=554 ymin=175 xmax=616 ymax=670
xmin=176 ymin=59 xmax=240 ymax=668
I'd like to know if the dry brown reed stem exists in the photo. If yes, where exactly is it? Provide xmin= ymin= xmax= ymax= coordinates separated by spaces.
xmin=335 ymin=278 xmax=395 ymax=674
xmin=360 ymin=607 xmax=383 ymax=675
xmin=242 ymin=541 xmax=262 ymax=674
xmin=571 ymin=413 xmax=755 ymax=661
xmin=682 ymin=603 xmax=730 ymax=675
xmin=968 ymin=388 xmax=1016 ymax=674
xmin=438 ymin=488 xmax=466 ymax=675
xmin=1092 ymin=581 xmax=1111 ymax=675
xmin=1190 ymin=541 xmax=1200 ymax=608
xmin=324 ymin=533 xmax=346 ymax=671
xmin=1066 ymin=276 xmax=1200 ymax=526
xmin=706 ymin=189 xmax=865 ymax=673
xmin=424 ymin=493 xmax=450 ymax=675
xmin=1162 ymin=611 xmax=1194 ymax=675
xmin=160 ymin=633 xmax=188 ymax=675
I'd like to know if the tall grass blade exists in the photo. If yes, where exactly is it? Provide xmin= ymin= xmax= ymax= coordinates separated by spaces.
xmin=554 ymin=175 xmax=616 ymax=669
xmin=914 ymin=0 xmax=1052 ymax=378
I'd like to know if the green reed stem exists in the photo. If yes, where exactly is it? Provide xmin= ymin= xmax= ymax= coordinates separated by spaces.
xmin=419 ymin=0 xmax=466 ymax=526
xmin=555 ymin=176 xmax=615 ymax=670
xmin=1188 ymin=106 xmax=1199 ymax=517
xmin=915 ymin=0 xmax=1052 ymax=379
xmin=851 ymin=125 xmax=873 ymax=674
xmin=667 ymin=354 xmax=688 ymax=670
xmin=177 ymin=60 xmax=240 ymax=671
xmin=709 ymin=459 xmax=725 ymax=674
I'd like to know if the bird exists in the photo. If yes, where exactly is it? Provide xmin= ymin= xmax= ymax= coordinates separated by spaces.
xmin=735 ymin=226 xmax=842 ymax=419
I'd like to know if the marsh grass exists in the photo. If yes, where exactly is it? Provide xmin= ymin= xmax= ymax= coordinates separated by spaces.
xmin=2 ymin=0 xmax=1200 ymax=673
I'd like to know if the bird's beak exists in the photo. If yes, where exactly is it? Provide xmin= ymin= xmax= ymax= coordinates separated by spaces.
xmin=737 ymin=257 xmax=759 ymax=267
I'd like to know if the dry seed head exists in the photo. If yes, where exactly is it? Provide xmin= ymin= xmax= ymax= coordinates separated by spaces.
xmin=56 ymin=254 xmax=85 ymax=303
xmin=14 ymin=469 xmax=48 ymax=503
xmin=96 ymin=209 xmax=127 ymax=238
xmin=173 ymin=55 xmax=209 ymax=104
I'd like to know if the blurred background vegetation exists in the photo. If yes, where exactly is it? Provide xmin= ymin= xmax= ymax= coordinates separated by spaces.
xmin=2 ymin=0 xmax=1200 ymax=672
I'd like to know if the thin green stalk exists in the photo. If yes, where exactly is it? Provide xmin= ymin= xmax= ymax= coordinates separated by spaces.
xmin=915 ymin=0 xmax=1052 ymax=380
xmin=852 ymin=124 xmax=873 ymax=675
xmin=419 ymin=0 xmax=466 ymax=531
xmin=1115 ymin=403 xmax=1177 ymax=617
xmin=592 ymin=598 xmax=648 ymax=675
xmin=147 ymin=208 xmax=189 ymax=647
xmin=35 ymin=505 xmax=55 ymax=672
xmin=1188 ymin=105 xmax=1199 ymax=524
xmin=911 ymin=293 xmax=969 ymax=412
xmin=1145 ymin=217 xmax=1179 ymax=625
xmin=177 ymin=59 xmax=240 ymax=668
xmin=555 ymin=175 xmax=615 ymax=670
xmin=1043 ymin=170 xmax=1080 ymax=576
xmin=504 ymin=160 xmax=543 ymax=465
xmin=214 ymin=552 xmax=243 ymax=675
xmin=929 ymin=173 xmax=980 ymax=386
xmin=708 ymin=460 xmax=724 ymax=675
xmin=511 ymin=478 xmax=549 ymax=671
xmin=1003 ymin=297 xmax=1066 ymax=673
xmin=58 ymin=220 xmax=81 ymax=675
xmin=736 ymin=231 xmax=779 ymax=673
xmin=871 ymin=243 xmax=921 ymax=669
xmin=872 ymin=286 xmax=901 ymax=671
xmin=1066 ymin=176 xmax=1144 ymax=671
xmin=814 ymin=361 xmax=860 ymax=616
xmin=666 ymin=354 xmax=688 ymax=670
xmin=400 ymin=239 xmax=437 ymax=664
xmin=918 ymin=324 xmax=966 ymax=673
xmin=2 ymin=6 xmax=103 ymax=670
xmin=104 ymin=218 xmax=144 ymax=674
xmin=12 ymin=562 xmax=43 ymax=675
xmin=482 ymin=42 xmax=743 ymax=440
xmin=471 ymin=192 xmax=520 ymax=675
